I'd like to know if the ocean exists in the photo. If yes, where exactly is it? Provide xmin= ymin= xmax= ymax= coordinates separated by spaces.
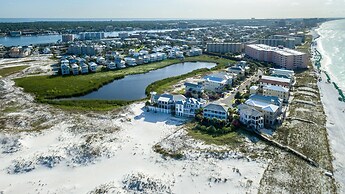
xmin=317 ymin=19 xmax=345 ymax=91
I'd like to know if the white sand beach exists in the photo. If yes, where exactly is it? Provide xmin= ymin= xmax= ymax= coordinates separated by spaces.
xmin=316 ymin=36 xmax=345 ymax=193
xmin=0 ymin=71 xmax=268 ymax=193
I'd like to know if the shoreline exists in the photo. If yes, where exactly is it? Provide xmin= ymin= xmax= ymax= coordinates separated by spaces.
xmin=314 ymin=26 xmax=345 ymax=193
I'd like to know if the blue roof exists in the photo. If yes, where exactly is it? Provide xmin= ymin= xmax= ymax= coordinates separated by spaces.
xmin=204 ymin=76 xmax=225 ymax=83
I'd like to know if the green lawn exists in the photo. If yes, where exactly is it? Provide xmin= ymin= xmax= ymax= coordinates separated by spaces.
xmin=0 ymin=65 xmax=29 ymax=77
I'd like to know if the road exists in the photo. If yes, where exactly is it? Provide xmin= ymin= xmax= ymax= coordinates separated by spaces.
xmin=218 ymin=70 xmax=261 ymax=106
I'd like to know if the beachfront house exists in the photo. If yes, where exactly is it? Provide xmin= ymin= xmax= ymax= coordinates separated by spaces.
xmin=203 ymin=103 xmax=228 ymax=121
xmin=269 ymin=68 xmax=295 ymax=81
xmin=88 ymin=62 xmax=98 ymax=72
xmin=263 ymin=85 xmax=289 ymax=102
xmin=148 ymin=92 xmax=186 ymax=114
xmin=175 ymin=98 xmax=205 ymax=118
xmin=244 ymin=94 xmax=282 ymax=127
xmin=238 ymin=104 xmax=264 ymax=130
xmin=259 ymin=75 xmax=292 ymax=88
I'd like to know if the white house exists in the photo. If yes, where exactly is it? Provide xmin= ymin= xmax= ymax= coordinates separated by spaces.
xmin=116 ymin=60 xmax=126 ymax=69
xmin=143 ymin=55 xmax=150 ymax=63
xmin=238 ymin=104 xmax=264 ymax=130
xmin=70 ymin=63 xmax=79 ymax=75
xmin=203 ymin=103 xmax=228 ymax=121
xmin=149 ymin=92 xmax=186 ymax=114
xmin=269 ymin=68 xmax=295 ymax=80
xmin=245 ymin=94 xmax=282 ymax=127
xmin=80 ymin=62 xmax=89 ymax=74
xmin=203 ymin=73 xmax=233 ymax=93
xmin=263 ymin=85 xmax=289 ymax=102
xmin=88 ymin=62 xmax=97 ymax=72
xmin=107 ymin=62 xmax=117 ymax=70
xmin=185 ymin=82 xmax=204 ymax=96
xmin=61 ymin=63 xmax=70 ymax=75
xmin=125 ymin=57 xmax=137 ymax=66
xmin=175 ymin=98 xmax=205 ymax=118
xmin=250 ymin=86 xmax=259 ymax=94
xmin=227 ymin=66 xmax=245 ymax=77
xmin=187 ymin=48 xmax=202 ymax=57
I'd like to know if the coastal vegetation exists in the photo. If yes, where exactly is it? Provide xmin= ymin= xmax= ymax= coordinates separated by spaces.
xmin=0 ymin=65 xmax=29 ymax=77
xmin=14 ymin=55 xmax=234 ymax=110
xmin=259 ymin=36 xmax=337 ymax=194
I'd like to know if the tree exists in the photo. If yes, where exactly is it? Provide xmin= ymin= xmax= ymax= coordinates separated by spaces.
xmin=235 ymin=92 xmax=241 ymax=99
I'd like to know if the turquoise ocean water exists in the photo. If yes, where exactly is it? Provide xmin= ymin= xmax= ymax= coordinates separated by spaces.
xmin=317 ymin=19 xmax=345 ymax=91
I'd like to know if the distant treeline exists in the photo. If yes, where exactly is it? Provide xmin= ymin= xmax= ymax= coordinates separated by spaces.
xmin=0 ymin=19 xmax=311 ymax=34
xmin=0 ymin=18 xmax=332 ymax=34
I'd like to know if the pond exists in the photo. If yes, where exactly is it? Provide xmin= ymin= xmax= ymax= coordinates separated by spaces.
xmin=74 ymin=62 xmax=216 ymax=101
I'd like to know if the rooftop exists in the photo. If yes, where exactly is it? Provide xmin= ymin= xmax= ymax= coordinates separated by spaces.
xmin=245 ymin=99 xmax=279 ymax=113
xmin=263 ymin=85 xmax=289 ymax=93
xmin=261 ymin=75 xmax=291 ymax=83
xmin=204 ymin=103 xmax=228 ymax=112
xmin=247 ymin=44 xmax=305 ymax=56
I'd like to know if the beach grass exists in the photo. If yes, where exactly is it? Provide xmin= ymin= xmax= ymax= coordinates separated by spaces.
xmin=259 ymin=36 xmax=337 ymax=193
xmin=0 ymin=65 xmax=29 ymax=77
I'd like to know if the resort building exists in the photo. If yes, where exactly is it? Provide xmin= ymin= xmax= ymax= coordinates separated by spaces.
xmin=175 ymin=98 xmax=205 ymax=118
xmin=206 ymin=43 xmax=243 ymax=54
xmin=62 ymin=34 xmax=75 ymax=42
xmin=238 ymin=104 xmax=264 ymax=130
xmin=79 ymin=32 xmax=105 ymax=40
xmin=245 ymin=44 xmax=307 ymax=69
xmin=263 ymin=85 xmax=289 ymax=102
xmin=68 ymin=44 xmax=102 ymax=56
xmin=203 ymin=103 xmax=228 ymax=121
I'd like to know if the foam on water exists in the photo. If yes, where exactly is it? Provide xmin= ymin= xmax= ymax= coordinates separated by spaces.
xmin=317 ymin=19 xmax=345 ymax=91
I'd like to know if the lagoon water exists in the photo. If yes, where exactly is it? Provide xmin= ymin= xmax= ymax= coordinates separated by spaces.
xmin=317 ymin=19 xmax=345 ymax=91
xmin=76 ymin=62 xmax=216 ymax=101
xmin=0 ymin=29 xmax=183 ymax=47
xmin=0 ymin=35 xmax=61 ymax=47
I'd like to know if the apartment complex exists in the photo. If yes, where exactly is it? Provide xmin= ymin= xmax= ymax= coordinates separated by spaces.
xmin=206 ymin=43 xmax=243 ymax=54
xmin=245 ymin=44 xmax=307 ymax=69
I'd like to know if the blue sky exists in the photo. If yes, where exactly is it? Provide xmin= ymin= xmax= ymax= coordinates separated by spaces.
xmin=1 ymin=0 xmax=345 ymax=19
